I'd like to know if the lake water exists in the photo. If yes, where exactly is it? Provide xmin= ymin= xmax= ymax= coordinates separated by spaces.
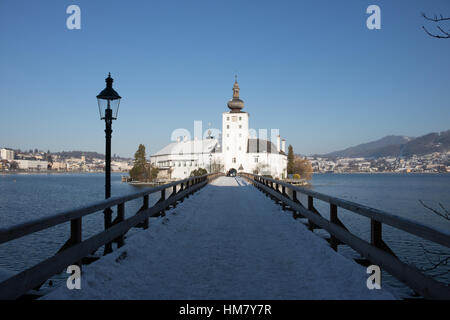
xmin=0 ymin=173 xmax=160 ymax=285
xmin=0 ymin=172 xmax=449 ymax=298
xmin=306 ymin=173 xmax=450 ymax=297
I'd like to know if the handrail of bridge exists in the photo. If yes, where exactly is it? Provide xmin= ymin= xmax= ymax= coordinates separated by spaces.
xmin=0 ymin=173 xmax=223 ymax=300
xmin=240 ymin=172 xmax=450 ymax=300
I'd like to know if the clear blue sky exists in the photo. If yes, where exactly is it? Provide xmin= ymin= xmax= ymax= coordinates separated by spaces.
xmin=0 ymin=0 xmax=449 ymax=157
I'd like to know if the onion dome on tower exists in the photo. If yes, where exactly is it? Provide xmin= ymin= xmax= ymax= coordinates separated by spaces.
xmin=227 ymin=76 xmax=245 ymax=112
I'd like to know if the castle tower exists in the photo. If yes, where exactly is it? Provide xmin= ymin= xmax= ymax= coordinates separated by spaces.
xmin=222 ymin=77 xmax=249 ymax=172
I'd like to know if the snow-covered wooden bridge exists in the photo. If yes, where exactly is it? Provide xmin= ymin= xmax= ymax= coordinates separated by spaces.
xmin=43 ymin=176 xmax=393 ymax=299
xmin=1 ymin=174 xmax=449 ymax=299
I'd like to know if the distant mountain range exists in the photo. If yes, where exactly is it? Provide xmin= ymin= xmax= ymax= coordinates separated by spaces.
xmin=320 ymin=130 xmax=450 ymax=158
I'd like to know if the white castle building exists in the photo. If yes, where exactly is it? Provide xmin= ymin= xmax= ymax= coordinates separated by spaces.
xmin=150 ymin=79 xmax=287 ymax=179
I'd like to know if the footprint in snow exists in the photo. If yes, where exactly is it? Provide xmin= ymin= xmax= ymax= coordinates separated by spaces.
xmin=115 ymin=251 xmax=127 ymax=263
xmin=162 ymin=217 xmax=170 ymax=225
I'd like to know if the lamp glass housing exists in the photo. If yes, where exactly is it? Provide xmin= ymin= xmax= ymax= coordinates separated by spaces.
xmin=97 ymin=98 xmax=121 ymax=119
xmin=96 ymin=73 xmax=121 ymax=119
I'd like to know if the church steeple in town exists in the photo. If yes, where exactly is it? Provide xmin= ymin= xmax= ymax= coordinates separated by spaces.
xmin=227 ymin=76 xmax=245 ymax=112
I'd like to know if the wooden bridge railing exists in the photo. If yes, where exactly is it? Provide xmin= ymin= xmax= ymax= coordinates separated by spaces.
xmin=240 ymin=173 xmax=450 ymax=300
xmin=0 ymin=173 xmax=223 ymax=300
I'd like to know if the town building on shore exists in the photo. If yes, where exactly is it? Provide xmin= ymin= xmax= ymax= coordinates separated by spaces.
xmin=150 ymin=79 xmax=287 ymax=179
xmin=0 ymin=148 xmax=14 ymax=161
xmin=50 ymin=161 xmax=68 ymax=171
xmin=15 ymin=159 xmax=49 ymax=171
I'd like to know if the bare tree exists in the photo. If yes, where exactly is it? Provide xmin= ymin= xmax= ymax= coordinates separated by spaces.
xmin=422 ymin=12 xmax=450 ymax=39
xmin=418 ymin=200 xmax=450 ymax=278
xmin=292 ymin=156 xmax=313 ymax=180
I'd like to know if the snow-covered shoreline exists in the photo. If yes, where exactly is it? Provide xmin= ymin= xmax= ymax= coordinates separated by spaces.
xmin=42 ymin=176 xmax=395 ymax=300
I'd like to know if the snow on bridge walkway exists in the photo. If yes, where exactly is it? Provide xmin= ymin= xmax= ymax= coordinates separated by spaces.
xmin=44 ymin=176 xmax=394 ymax=299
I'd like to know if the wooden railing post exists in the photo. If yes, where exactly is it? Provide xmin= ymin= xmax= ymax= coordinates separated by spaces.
xmin=371 ymin=219 xmax=382 ymax=248
xmin=307 ymin=196 xmax=316 ymax=231
xmin=281 ymin=186 xmax=287 ymax=211
xmin=370 ymin=219 xmax=397 ymax=256
xmin=143 ymin=195 xmax=149 ymax=229
xmin=180 ymin=183 xmax=184 ymax=202
xmin=103 ymin=208 xmax=113 ymax=255
xmin=160 ymin=189 xmax=166 ymax=216
xmin=186 ymin=180 xmax=190 ymax=198
xmin=292 ymin=190 xmax=299 ymax=203
xmin=329 ymin=204 xmax=338 ymax=251
xmin=116 ymin=203 xmax=125 ymax=248
xmin=70 ymin=218 xmax=82 ymax=244
xmin=71 ymin=217 xmax=82 ymax=266
xmin=291 ymin=190 xmax=303 ymax=219
xmin=171 ymin=185 xmax=177 ymax=208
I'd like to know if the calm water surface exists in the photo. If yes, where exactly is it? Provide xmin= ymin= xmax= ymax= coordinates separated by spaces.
xmin=0 ymin=172 xmax=449 ymax=297
xmin=0 ymin=173 xmax=159 ymax=282
xmin=308 ymin=173 xmax=450 ymax=296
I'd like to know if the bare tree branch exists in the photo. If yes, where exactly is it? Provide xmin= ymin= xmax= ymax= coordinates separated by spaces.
xmin=422 ymin=12 xmax=450 ymax=39
xmin=417 ymin=201 xmax=450 ymax=279
xmin=422 ymin=26 xmax=450 ymax=39
xmin=422 ymin=12 xmax=450 ymax=22
xmin=439 ymin=203 xmax=449 ymax=216
xmin=418 ymin=244 xmax=450 ymax=275
xmin=418 ymin=200 xmax=450 ymax=220
xmin=437 ymin=25 xmax=450 ymax=36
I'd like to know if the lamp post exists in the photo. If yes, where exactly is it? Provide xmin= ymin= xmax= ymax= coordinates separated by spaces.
xmin=97 ymin=73 xmax=121 ymax=255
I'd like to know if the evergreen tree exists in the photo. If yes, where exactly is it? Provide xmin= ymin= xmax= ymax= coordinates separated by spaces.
xmin=190 ymin=168 xmax=208 ymax=177
xmin=130 ymin=144 xmax=148 ymax=181
xmin=287 ymin=145 xmax=295 ymax=174
xmin=149 ymin=165 xmax=159 ymax=180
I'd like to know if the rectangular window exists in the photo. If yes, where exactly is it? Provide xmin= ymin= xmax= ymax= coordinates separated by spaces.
xmin=232 ymin=158 xmax=236 ymax=163
xmin=227 ymin=125 xmax=229 ymax=129
xmin=239 ymin=116 xmax=242 ymax=120
xmin=232 ymin=116 xmax=237 ymax=122
xmin=254 ymin=157 xmax=258 ymax=163
xmin=239 ymin=125 xmax=242 ymax=129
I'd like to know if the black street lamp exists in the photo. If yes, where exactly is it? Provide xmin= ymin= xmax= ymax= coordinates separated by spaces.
xmin=97 ymin=73 xmax=121 ymax=255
